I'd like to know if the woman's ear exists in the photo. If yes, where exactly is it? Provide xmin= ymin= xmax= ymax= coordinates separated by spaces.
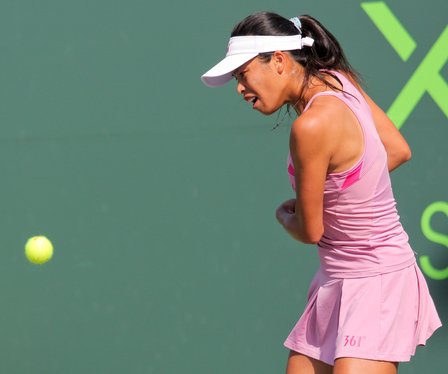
xmin=272 ymin=51 xmax=286 ymax=74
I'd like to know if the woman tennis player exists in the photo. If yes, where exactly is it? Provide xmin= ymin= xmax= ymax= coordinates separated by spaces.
xmin=201 ymin=11 xmax=441 ymax=374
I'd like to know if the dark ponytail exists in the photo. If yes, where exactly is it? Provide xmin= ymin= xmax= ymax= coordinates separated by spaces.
xmin=231 ymin=12 xmax=360 ymax=111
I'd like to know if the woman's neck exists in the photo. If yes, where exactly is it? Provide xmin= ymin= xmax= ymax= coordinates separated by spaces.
xmin=291 ymin=72 xmax=343 ymax=113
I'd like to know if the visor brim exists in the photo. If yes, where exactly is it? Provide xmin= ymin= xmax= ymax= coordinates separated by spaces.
xmin=201 ymin=53 xmax=258 ymax=87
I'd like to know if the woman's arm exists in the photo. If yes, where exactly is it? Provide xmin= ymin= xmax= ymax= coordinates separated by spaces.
xmin=276 ymin=110 xmax=330 ymax=244
xmin=358 ymin=86 xmax=412 ymax=171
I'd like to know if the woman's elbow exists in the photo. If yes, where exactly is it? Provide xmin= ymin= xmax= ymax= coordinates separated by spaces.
xmin=399 ymin=144 xmax=412 ymax=163
xmin=305 ymin=235 xmax=323 ymax=245
xmin=389 ymin=145 xmax=412 ymax=171
xmin=301 ymin=227 xmax=324 ymax=244
xmin=404 ymin=148 xmax=412 ymax=162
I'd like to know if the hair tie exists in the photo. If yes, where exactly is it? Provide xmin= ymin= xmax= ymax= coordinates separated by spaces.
xmin=289 ymin=16 xmax=314 ymax=48
xmin=289 ymin=17 xmax=302 ymax=33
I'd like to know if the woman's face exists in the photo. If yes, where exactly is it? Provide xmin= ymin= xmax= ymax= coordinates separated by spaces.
xmin=233 ymin=55 xmax=291 ymax=115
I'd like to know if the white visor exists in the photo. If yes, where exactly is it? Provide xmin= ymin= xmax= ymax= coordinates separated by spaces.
xmin=201 ymin=35 xmax=314 ymax=87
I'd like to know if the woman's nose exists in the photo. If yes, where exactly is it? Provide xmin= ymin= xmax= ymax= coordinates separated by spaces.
xmin=236 ymin=81 xmax=245 ymax=95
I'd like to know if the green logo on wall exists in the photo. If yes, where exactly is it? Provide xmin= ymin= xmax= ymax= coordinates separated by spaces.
xmin=362 ymin=2 xmax=448 ymax=280
xmin=420 ymin=202 xmax=448 ymax=280
xmin=361 ymin=1 xmax=448 ymax=129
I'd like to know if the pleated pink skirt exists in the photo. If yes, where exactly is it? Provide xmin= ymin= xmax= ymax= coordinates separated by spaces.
xmin=284 ymin=262 xmax=442 ymax=365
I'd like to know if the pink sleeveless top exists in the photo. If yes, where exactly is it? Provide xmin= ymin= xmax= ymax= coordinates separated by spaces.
xmin=287 ymin=71 xmax=415 ymax=278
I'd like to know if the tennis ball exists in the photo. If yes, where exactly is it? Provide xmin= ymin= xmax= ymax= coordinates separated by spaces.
xmin=25 ymin=236 xmax=54 ymax=264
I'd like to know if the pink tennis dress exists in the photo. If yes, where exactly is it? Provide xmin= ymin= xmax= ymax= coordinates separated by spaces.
xmin=283 ymin=71 xmax=442 ymax=364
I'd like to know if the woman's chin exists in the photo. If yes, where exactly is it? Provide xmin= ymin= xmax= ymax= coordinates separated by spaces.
xmin=258 ymin=106 xmax=281 ymax=116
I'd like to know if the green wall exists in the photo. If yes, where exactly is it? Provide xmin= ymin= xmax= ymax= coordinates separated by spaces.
xmin=0 ymin=1 xmax=445 ymax=373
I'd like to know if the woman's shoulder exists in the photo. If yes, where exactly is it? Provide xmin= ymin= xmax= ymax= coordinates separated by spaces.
xmin=291 ymin=94 xmax=359 ymax=154
xmin=291 ymin=100 xmax=341 ymax=142
xmin=301 ymin=93 xmax=352 ymax=124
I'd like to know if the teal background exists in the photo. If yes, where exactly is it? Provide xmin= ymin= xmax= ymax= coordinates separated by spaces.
xmin=0 ymin=0 xmax=446 ymax=373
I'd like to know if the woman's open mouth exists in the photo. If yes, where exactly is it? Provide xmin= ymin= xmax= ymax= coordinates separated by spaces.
xmin=245 ymin=95 xmax=258 ymax=107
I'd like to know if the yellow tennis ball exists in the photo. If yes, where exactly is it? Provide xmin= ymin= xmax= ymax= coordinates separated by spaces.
xmin=25 ymin=236 xmax=54 ymax=264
